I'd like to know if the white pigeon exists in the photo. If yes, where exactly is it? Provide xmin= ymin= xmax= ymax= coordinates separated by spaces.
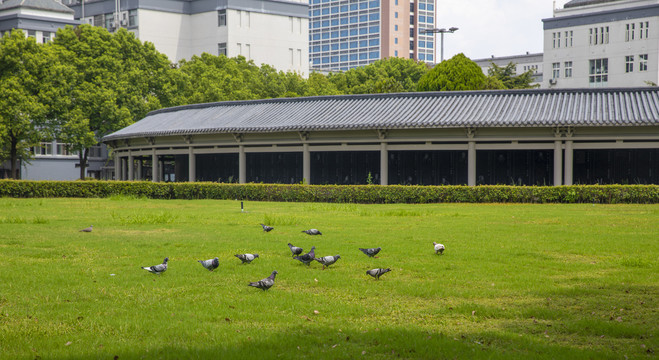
xmin=366 ymin=268 xmax=391 ymax=280
xmin=142 ymin=257 xmax=168 ymax=274
xmin=260 ymin=224 xmax=274 ymax=232
xmin=235 ymin=253 xmax=259 ymax=264
xmin=314 ymin=255 xmax=340 ymax=270
xmin=79 ymin=225 xmax=93 ymax=232
xmin=302 ymin=229 xmax=322 ymax=235
xmin=433 ymin=242 xmax=445 ymax=255
xmin=248 ymin=270 xmax=278 ymax=291
xmin=198 ymin=257 xmax=219 ymax=271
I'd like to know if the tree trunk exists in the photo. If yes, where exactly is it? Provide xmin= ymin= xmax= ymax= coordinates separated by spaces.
xmin=79 ymin=148 xmax=89 ymax=180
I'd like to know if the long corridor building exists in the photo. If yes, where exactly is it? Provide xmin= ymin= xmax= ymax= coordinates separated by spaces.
xmin=103 ymin=88 xmax=659 ymax=186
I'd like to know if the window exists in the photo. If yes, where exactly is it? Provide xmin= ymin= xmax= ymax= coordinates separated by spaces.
xmin=394 ymin=12 xmax=398 ymax=18
xmin=394 ymin=25 xmax=398 ymax=31
xmin=625 ymin=56 xmax=634 ymax=73
xmin=410 ymin=15 xmax=414 ymax=25
xmin=564 ymin=61 xmax=572 ymax=78
xmin=27 ymin=30 xmax=36 ymax=38
xmin=589 ymin=58 xmax=608 ymax=86
xmin=42 ymin=31 xmax=51 ymax=43
xmin=33 ymin=142 xmax=52 ymax=156
xmin=639 ymin=54 xmax=648 ymax=71
xmin=129 ymin=10 xmax=138 ymax=27
xmin=218 ymin=10 xmax=226 ymax=26
xmin=557 ymin=32 xmax=561 ymax=48
xmin=565 ymin=30 xmax=573 ymax=47
xmin=410 ymin=40 xmax=414 ymax=50
xmin=589 ymin=26 xmax=608 ymax=45
xmin=639 ymin=21 xmax=649 ymax=39
xmin=394 ymin=37 xmax=398 ymax=44
xmin=395 ymin=50 xmax=398 ymax=56
xmin=218 ymin=43 xmax=227 ymax=56
xmin=626 ymin=23 xmax=635 ymax=41
xmin=552 ymin=62 xmax=560 ymax=79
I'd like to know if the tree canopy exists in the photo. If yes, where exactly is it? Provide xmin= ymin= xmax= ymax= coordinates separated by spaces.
xmin=487 ymin=62 xmax=538 ymax=89
xmin=417 ymin=53 xmax=488 ymax=92
xmin=328 ymin=57 xmax=429 ymax=94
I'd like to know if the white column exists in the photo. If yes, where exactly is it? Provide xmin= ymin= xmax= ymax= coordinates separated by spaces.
xmin=152 ymin=150 xmax=159 ymax=182
xmin=303 ymin=143 xmax=310 ymax=184
xmin=188 ymin=147 xmax=196 ymax=182
xmin=468 ymin=141 xmax=476 ymax=186
xmin=136 ymin=159 xmax=142 ymax=180
xmin=238 ymin=145 xmax=246 ymax=184
xmin=380 ymin=142 xmax=388 ymax=185
xmin=128 ymin=153 xmax=134 ymax=181
xmin=564 ymin=140 xmax=573 ymax=185
xmin=554 ymin=140 xmax=563 ymax=186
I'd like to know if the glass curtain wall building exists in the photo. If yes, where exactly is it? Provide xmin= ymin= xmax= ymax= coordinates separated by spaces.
xmin=309 ymin=0 xmax=436 ymax=72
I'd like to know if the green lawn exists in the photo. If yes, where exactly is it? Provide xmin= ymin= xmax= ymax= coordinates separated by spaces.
xmin=0 ymin=197 xmax=657 ymax=359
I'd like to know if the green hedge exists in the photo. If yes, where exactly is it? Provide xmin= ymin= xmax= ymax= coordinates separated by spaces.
xmin=1 ymin=180 xmax=658 ymax=204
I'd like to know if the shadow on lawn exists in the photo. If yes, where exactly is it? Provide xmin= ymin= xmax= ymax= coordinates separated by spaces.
xmin=56 ymin=326 xmax=617 ymax=360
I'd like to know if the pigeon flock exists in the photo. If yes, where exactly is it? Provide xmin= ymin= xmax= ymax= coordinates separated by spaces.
xmin=84 ymin=223 xmax=446 ymax=290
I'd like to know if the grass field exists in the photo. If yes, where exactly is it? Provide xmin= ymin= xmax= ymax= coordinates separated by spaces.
xmin=0 ymin=197 xmax=657 ymax=359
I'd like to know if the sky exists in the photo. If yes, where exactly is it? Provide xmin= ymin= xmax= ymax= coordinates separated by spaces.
xmin=434 ymin=0 xmax=571 ymax=61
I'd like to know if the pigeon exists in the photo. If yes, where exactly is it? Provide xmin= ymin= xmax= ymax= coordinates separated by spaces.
xmin=359 ymin=247 xmax=381 ymax=257
xmin=366 ymin=268 xmax=391 ymax=280
xmin=433 ymin=242 xmax=445 ymax=255
xmin=198 ymin=257 xmax=219 ymax=271
xmin=260 ymin=224 xmax=274 ymax=232
xmin=142 ymin=257 xmax=168 ymax=274
xmin=314 ymin=255 xmax=340 ymax=270
xmin=235 ymin=253 xmax=259 ymax=264
xmin=302 ymin=229 xmax=322 ymax=235
xmin=294 ymin=246 xmax=316 ymax=266
xmin=288 ymin=243 xmax=303 ymax=257
xmin=79 ymin=225 xmax=93 ymax=232
xmin=248 ymin=270 xmax=278 ymax=291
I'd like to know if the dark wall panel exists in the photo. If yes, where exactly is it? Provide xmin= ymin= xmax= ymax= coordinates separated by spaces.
xmin=388 ymin=150 xmax=468 ymax=185
xmin=476 ymin=150 xmax=554 ymax=185
xmin=311 ymin=151 xmax=379 ymax=185
xmin=246 ymin=152 xmax=302 ymax=184
xmin=573 ymin=149 xmax=659 ymax=184
xmin=196 ymin=154 xmax=239 ymax=182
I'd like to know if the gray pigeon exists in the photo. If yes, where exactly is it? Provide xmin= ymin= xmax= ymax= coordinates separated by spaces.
xmin=294 ymin=246 xmax=316 ymax=266
xmin=235 ymin=253 xmax=259 ymax=264
xmin=260 ymin=224 xmax=274 ymax=232
xmin=287 ymin=243 xmax=303 ymax=257
xmin=198 ymin=257 xmax=219 ymax=271
xmin=314 ymin=255 xmax=340 ymax=270
xmin=248 ymin=270 xmax=278 ymax=291
xmin=433 ymin=242 xmax=445 ymax=255
xmin=142 ymin=257 xmax=168 ymax=274
xmin=79 ymin=225 xmax=93 ymax=232
xmin=359 ymin=247 xmax=381 ymax=257
xmin=302 ymin=229 xmax=322 ymax=235
xmin=366 ymin=268 xmax=391 ymax=280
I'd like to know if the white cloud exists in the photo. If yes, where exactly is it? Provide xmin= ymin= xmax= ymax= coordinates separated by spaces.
xmin=434 ymin=0 xmax=571 ymax=61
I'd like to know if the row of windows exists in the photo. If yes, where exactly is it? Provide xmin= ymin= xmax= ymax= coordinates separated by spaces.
xmin=311 ymin=14 xmax=380 ymax=28
xmin=310 ymin=25 xmax=380 ymax=40
xmin=32 ymin=143 xmax=102 ymax=158
xmin=311 ymin=39 xmax=380 ymax=52
xmin=309 ymin=1 xmax=380 ymax=15
xmin=551 ymin=54 xmax=649 ymax=81
xmin=311 ymin=51 xmax=380 ymax=64
xmin=553 ymin=21 xmax=652 ymax=49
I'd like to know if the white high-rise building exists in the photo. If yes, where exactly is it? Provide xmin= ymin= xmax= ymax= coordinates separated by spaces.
xmin=63 ymin=0 xmax=309 ymax=75
xmin=543 ymin=0 xmax=659 ymax=88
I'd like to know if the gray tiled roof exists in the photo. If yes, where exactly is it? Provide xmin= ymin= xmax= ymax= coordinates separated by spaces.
xmin=0 ymin=0 xmax=74 ymax=13
xmin=103 ymin=88 xmax=659 ymax=141
xmin=564 ymin=0 xmax=622 ymax=8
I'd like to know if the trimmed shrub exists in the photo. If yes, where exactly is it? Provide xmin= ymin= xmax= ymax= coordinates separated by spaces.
xmin=0 ymin=180 xmax=658 ymax=204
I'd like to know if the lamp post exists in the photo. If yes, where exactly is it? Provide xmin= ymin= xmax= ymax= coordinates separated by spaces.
xmin=421 ymin=27 xmax=458 ymax=62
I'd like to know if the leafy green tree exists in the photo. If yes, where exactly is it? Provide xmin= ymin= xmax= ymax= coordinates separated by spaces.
xmin=328 ymin=57 xmax=429 ymax=94
xmin=303 ymin=72 xmax=342 ymax=96
xmin=0 ymin=30 xmax=49 ymax=179
xmin=48 ymin=25 xmax=179 ymax=179
xmin=487 ymin=62 xmax=538 ymax=89
xmin=417 ymin=53 xmax=488 ymax=92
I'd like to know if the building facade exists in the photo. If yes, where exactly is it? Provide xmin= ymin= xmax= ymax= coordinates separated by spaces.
xmin=309 ymin=0 xmax=436 ymax=72
xmin=0 ymin=0 xmax=78 ymax=42
xmin=103 ymin=88 xmax=659 ymax=186
xmin=542 ymin=0 xmax=659 ymax=88
xmin=473 ymin=52 xmax=544 ymax=86
xmin=63 ymin=0 xmax=309 ymax=74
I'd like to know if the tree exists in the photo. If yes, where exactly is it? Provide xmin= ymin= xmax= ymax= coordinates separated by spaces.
xmin=328 ymin=57 xmax=429 ymax=94
xmin=487 ymin=62 xmax=538 ymax=89
xmin=417 ymin=53 xmax=488 ymax=92
xmin=48 ymin=25 xmax=180 ymax=179
xmin=0 ymin=30 xmax=49 ymax=179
